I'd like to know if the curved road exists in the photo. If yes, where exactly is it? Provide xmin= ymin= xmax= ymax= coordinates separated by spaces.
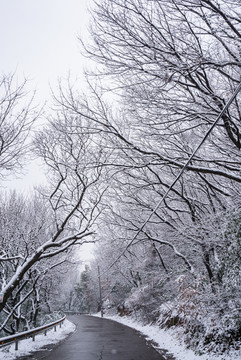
xmin=22 ymin=315 xmax=169 ymax=360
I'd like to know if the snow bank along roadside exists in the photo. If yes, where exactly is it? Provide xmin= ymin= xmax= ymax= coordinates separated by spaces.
xmin=93 ymin=313 xmax=241 ymax=360
xmin=0 ymin=319 xmax=76 ymax=359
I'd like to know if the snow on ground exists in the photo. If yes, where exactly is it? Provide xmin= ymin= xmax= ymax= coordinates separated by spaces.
xmin=0 ymin=319 xmax=76 ymax=360
xmin=94 ymin=313 xmax=241 ymax=360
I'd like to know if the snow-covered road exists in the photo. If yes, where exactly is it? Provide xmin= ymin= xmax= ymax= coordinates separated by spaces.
xmin=94 ymin=313 xmax=241 ymax=360
xmin=1 ymin=314 xmax=240 ymax=360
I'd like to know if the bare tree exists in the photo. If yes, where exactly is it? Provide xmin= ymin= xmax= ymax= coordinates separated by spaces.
xmin=68 ymin=0 xmax=241 ymax=272
xmin=49 ymin=77 xmax=239 ymax=281
xmin=80 ymin=0 xmax=241 ymax=180
xmin=0 ymin=74 xmax=38 ymax=177
xmin=0 ymin=105 xmax=108 ymax=331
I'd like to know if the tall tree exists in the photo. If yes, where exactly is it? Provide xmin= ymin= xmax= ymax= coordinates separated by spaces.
xmin=0 ymin=107 xmax=108 ymax=331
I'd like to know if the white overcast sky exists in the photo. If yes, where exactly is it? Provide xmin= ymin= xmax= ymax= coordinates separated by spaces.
xmin=0 ymin=0 xmax=90 ymax=96
xmin=0 ymin=0 xmax=92 ymax=191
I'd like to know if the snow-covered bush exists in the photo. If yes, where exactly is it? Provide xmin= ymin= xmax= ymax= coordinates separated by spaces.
xmin=156 ymin=208 xmax=241 ymax=355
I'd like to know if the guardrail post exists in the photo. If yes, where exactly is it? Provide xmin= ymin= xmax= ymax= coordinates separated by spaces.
xmin=15 ymin=340 xmax=18 ymax=351
xmin=54 ymin=326 xmax=56 ymax=332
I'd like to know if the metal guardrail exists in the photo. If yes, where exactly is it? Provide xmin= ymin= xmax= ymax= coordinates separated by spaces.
xmin=0 ymin=315 xmax=66 ymax=350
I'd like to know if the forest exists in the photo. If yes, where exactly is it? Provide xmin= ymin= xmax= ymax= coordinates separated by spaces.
xmin=0 ymin=0 xmax=241 ymax=356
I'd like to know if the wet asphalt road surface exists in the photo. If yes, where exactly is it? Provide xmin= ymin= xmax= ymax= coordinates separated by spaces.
xmin=22 ymin=315 xmax=167 ymax=360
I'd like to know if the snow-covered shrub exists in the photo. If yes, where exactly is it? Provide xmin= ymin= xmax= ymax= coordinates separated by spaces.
xmin=158 ymin=275 xmax=206 ymax=333
xmin=124 ymin=284 xmax=159 ymax=323
xmin=40 ymin=311 xmax=65 ymax=326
